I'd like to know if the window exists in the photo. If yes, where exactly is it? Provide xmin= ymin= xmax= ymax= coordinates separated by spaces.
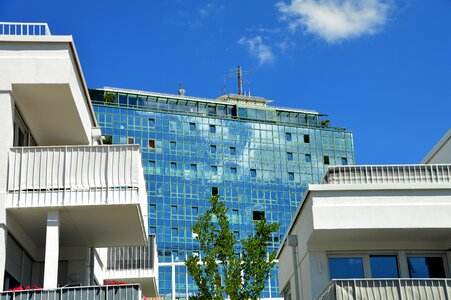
xmin=305 ymin=154 xmax=311 ymax=163
xmin=342 ymin=157 xmax=348 ymax=165
xmin=190 ymin=163 xmax=197 ymax=172
xmin=210 ymin=145 xmax=216 ymax=154
xmin=192 ymin=207 xmax=198 ymax=216
xmin=103 ymin=135 xmax=112 ymax=145
xmin=208 ymin=105 xmax=216 ymax=116
xmin=287 ymin=152 xmax=293 ymax=161
xmin=230 ymin=147 xmax=236 ymax=155
xmin=171 ymin=205 xmax=177 ymax=215
xmin=233 ymin=231 xmax=240 ymax=239
xmin=170 ymin=162 xmax=177 ymax=170
xmin=211 ymin=186 xmax=219 ymax=196
xmin=328 ymin=257 xmax=364 ymax=279
xmin=148 ymin=118 xmax=155 ymax=126
xmin=211 ymin=165 xmax=218 ymax=173
xmin=170 ymin=141 xmax=176 ymax=149
xmin=407 ymin=256 xmax=446 ymax=278
xmin=253 ymin=211 xmax=265 ymax=221
xmin=250 ymin=169 xmax=257 ymax=177
xmin=149 ymin=204 xmax=156 ymax=214
xmin=324 ymin=156 xmax=330 ymax=165
xmin=230 ymin=167 xmax=237 ymax=174
xmin=288 ymin=172 xmax=294 ymax=180
xmin=189 ymin=122 xmax=196 ymax=131
xmin=304 ymin=134 xmax=310 ymax=143
xmin=209 ymin=125 xmax=216 ymax=133
xmin=127 ymin=137 xmax=135 ymax=144
xmin=171 ymin=228 xmax=178 ymax=236
xmin=285 ymin=132 xmax=292 ymax=141
xmin=370 ymin=255 xmax=399 ymax=278
xmin=148 ymin=139 xmax=155 ymax=149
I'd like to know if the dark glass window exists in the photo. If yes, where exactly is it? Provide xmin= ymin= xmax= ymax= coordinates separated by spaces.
xmin=192 ymin=207 xmax=198 ymax=216
xmin=189 ymin=123 xmax=196 ymax=131
xmin=253 ymin=211 xmax=265 ymax=221
xmin=208 ymin=105 xmax=216 ymax=116
xmin=148 ymin=139 xmax=155 ymax=149
xmin=304 ymin=134 xmax=310 ymax=143
xmin=287 ymin=152 xmax=293 ymax=161
xmin=324 ymin=156 xmax=330 ymax=164
xmin=408 ymin=257 xmax=446 ymax=278
xmin=171 ymin=205 xmax=177 ymax=215
xmin=127 ymin=137 xmax=135 ymax=144
xmin=230 ymin=147 xmax=236 ymax=155
xmin=190 ymin=164 xmax=197 ymax=171
xmin=342 ymin=157 xmax=348 ymax=165
xmin=211 ymin=186 xmax=219 ymax=196
xmin=329 ymin=257 xmax=364 ymax=279
xmin=170 ymin=162 xmax=177 ymax=170
xmin=231 ymin=167 xmax=237 ymax=174
xmin=148 ymin=118 xmax=155 ymax=126
xmin=211 ymin=165 xmax=218 ymax=172
xmin=210 ymin=145 xmax=216 ymax=154
xmin=103 ymin=135 xmax=112 ymax=145
xmin=250 ymin=169 xmax=257 ymax=177
xmin=210 ymin=125 xmax=216 ymax=133
xmin=170 ymin=141 xmax=176 ymax=149
xmin=286 ymin=132 xmax=292 ymax=141
xmin=370 ymin=256 xmax=399 ymax=278
xmin=305 ymin=154 xmax=311 ymax=163
xmin=288 ymin=172 xmax=295 ymax=180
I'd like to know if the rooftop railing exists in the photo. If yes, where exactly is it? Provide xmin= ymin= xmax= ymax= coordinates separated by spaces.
xmin=7 ymin=145 xmax=147 ymax=208
xmin=315 ymin=279 xmax=451 ymax=300
xmin=0 ymin=22 xmax=51 ymax=36
xmin=0 ymin=284 xmax=141 ymax=300
xmin=323 ymin=165 xmax=451 ymax=185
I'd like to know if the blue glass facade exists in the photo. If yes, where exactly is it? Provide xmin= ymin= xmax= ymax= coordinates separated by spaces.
xmin=90 ymin=88 xmax=355 ymax=299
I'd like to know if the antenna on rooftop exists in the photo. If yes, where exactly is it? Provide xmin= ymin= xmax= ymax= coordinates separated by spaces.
xmin=224 ymin=65 xmax=254 ymax=95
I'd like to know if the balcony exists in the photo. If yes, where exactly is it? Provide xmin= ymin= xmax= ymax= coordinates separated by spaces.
xmin=316 ymin=279 xmax=451 ymax=300
xmin=0 ymin=284 xmax=142 ymax=300
xmin=323 ymin=165 xmax=451 ymax=185
xmin=101 ymin=235 xmax=159 ymax=297
xmin=6 ymin=145 xmax=148 ymax=248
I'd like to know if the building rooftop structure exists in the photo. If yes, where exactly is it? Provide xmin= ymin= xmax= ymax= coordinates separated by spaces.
xmin=277 ymin=129 xmax=451 ymax=300
xmin=0 ymin=22 xmax=159 ymax=299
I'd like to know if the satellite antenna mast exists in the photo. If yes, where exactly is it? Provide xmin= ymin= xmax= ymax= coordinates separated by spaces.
xmin=224 ymin=65 xmax=255 ymax=95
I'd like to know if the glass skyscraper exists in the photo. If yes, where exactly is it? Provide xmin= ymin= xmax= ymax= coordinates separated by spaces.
xmin=90 ymin=87 xmax=355 ymax=299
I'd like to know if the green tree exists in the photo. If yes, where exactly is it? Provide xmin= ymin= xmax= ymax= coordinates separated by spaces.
xmin=185 ymin=195 xmax=280 ymax=300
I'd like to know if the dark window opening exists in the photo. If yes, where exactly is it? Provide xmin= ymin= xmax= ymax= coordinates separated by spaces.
xmin=148 ymin=118 xmax=155 ymax=126
xmin=250 ymin=169 xmax=257 ymax=177
xmin=189 ymin=123 xmax=196 ymax=131
xmin=304 ymin=134 xmax=310 ymax=143
xmin=288 ymin=172 xmax=295 ymax=180
xmin=103 ymin=135 xmax=112 ymax=145
xmin=211 ymin=186 xmax=219 ymax=196
xmin=210 ymin=125 xmax=216 ymax=133
xmin=148 ymin=139 xmax=155 ymax=149
xmin=230 ymin=147 xmax=236 ymax=155
xmin=305 ymin=154 xmax=311 ymax=163
xmin=128 ymin=137 xmax=135 ymax=144
xmin=287 ymin=152 xmax=293 ymax=161
xmin=342 ymin=157 xmax=348 ymax=165
xmin=253 ymin=211 xmax=265 ymax=221
xmin=324 ymin=156 xmax=330 ymax=165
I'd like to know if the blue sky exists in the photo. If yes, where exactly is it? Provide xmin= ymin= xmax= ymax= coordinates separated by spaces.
xmin=1 ymin=0 xmax=450 ymax=164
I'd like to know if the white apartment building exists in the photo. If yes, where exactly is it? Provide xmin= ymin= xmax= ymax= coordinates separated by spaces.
xmin=0 ymin=22 xmax=158 ymax=299
xmin=278 ymin=129 xmax=451 ymax=300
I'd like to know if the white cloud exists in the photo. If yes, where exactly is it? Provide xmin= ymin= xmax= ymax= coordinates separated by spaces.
xmin=238 ymin=36 xmax=275 ymax=66
xmin=197 ymin=2 xmax=224 ymax=18
xmin=277 ymin=0 xmax=390 ymax=43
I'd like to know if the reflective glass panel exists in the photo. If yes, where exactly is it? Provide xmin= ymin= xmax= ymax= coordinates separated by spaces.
xmin=370 ymin=256 xmax=399 ymax=278
xmin=329 ymin=257 xmax=364 ymax=279
xmin=408 ymin=257 xmax=445 ymax=278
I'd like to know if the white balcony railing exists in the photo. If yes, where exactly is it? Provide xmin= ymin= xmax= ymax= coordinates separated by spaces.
xmin=7 ymin=145 xmax=147 ymax=209
xmin=0 ymin=22 xmax=51 ymax=36
xmin=105 ymin=235 xmax=157 ymax=279
xmin=316 ymin=279 xmax=451 ymax=300
xmin=323 ymin=165 xmax=451 ymax=185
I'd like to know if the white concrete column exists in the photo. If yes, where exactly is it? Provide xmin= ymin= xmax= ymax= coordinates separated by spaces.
xmin=0 ymin=199 xmax=6 ymax=291
xmin=43 ymin=210 xmax=60 ymax=289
